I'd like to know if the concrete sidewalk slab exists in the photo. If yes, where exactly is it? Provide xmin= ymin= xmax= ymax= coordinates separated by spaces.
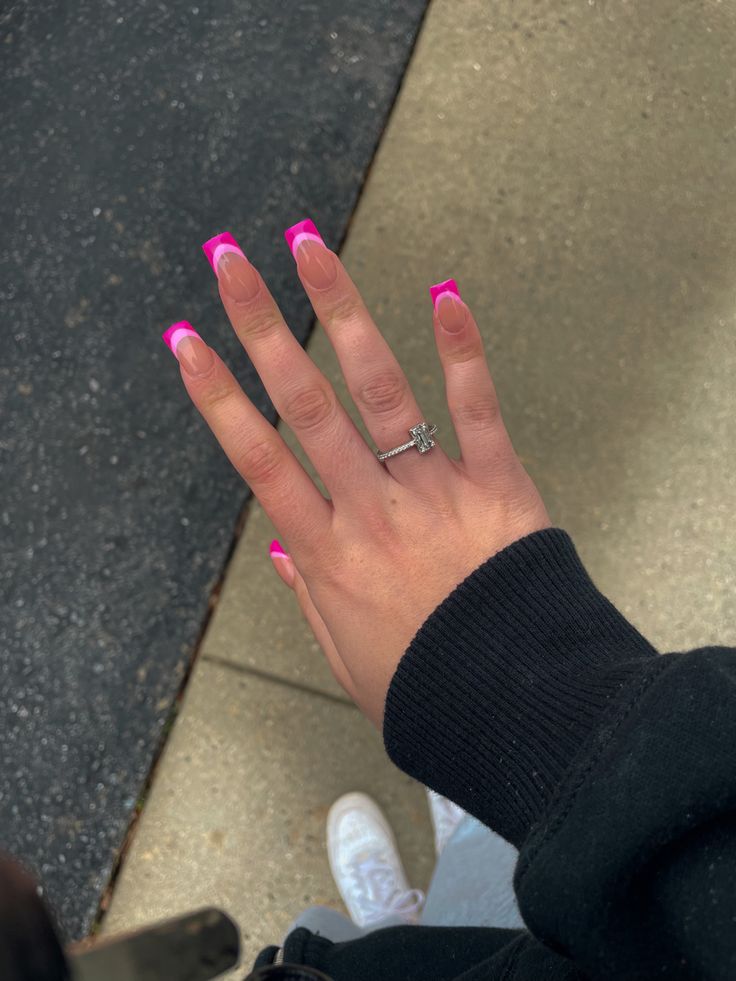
xmin=102 ymin=0 xmax=736 ymax=968
xmin=102 ymin=660 xmax=435 ymax=968
xmin=332 ymin=0 xmax=736 ymax=652
xmin=197 ymin=499 xmax=348 ymax=701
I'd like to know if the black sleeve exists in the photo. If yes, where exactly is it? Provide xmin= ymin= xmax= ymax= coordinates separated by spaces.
xmin=259 ymin=529 xmax=736 ymax=980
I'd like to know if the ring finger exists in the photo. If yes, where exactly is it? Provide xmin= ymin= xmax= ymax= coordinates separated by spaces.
xmin=284 ymin=219 xmax=454 ymax=486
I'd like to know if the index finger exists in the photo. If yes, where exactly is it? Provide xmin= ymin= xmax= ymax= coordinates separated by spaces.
xmin=162 ymin=321 xmax=333 ymax=560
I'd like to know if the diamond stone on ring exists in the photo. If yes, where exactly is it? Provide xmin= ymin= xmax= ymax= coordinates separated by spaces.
xmin=376 ymin=422 xmax=438 ymax=462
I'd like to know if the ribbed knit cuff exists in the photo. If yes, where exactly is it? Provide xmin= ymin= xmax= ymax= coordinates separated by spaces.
xmin=383 ymin=528 xmax=658 ymax=848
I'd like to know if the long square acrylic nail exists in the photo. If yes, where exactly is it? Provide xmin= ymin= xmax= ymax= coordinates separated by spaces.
xmin=284 ymin=219 xmax=324 ymax=261
xmin=202 ymin=232 xmax=246 ymax=275
xmin=429 ymin=278 xmax=461 ymax=307
xmin=162 ymin=320 xmax=199 ymax=353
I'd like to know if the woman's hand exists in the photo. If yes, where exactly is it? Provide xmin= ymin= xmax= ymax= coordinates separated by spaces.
xmin=163 ymin=222 xmax=550 ymax=727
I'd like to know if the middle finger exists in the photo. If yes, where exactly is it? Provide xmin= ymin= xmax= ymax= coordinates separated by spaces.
xmin=202 ymin=232 xmax=385 ymax=505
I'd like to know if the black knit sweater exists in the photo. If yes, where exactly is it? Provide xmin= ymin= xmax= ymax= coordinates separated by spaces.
xmin=256 ymin=529 xmax=736 ymax=980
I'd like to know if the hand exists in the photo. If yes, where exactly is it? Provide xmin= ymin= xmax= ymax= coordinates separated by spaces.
xmin=164 ymin=223 xmax=550 ymax=727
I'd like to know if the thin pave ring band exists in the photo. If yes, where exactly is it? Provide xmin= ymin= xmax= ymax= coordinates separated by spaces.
xmin=376 ymin=422 xmax=438 ymax=462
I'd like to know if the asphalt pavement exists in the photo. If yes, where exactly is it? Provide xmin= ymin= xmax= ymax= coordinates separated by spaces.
xmin=0 ymin=0 xmax=428 ymax=938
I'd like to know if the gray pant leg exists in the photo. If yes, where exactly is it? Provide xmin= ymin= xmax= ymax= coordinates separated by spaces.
xmin=284 ymin=905 xmax=407 ymax=943
xmin=286 ymin=814 xmax=523 ymax=943
xmin=420 ymin=814 xmax=524 ymax=929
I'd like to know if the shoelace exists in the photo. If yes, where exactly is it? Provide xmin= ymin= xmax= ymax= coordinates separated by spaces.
xmin=349 ymin=853 xmax=425 ymax=926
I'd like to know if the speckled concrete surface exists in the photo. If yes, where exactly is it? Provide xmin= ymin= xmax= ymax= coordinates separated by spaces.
xmin=0 ymin=0 xmax=428 ymax=938
xmin=101 ymin=0 xmax=736 ymax=962
xmin=192 ymin=499 xmax=348 ymax=700
xmin=101 ymin=660 xmax=435 ymax=972
xmin=334 ymin=0 xmax=736 ymax=653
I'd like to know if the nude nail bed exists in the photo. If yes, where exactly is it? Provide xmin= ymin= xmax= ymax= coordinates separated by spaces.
xmin=283 ymin=219 xmax=325 ymax=260
xmin=202 ymin=232 xmax=245 ymax=274
xmin=162 ymin=321 xmax=213 ymax=376
xmin=202 ymin=231 xmax=259 ymax=301
xmin=284 ymin=218 xmax=336 ymax=289
xmin=162 ymin=320 xmax=200 ymax=353
xmin=430 ymin=278 xmax=467 ymax=333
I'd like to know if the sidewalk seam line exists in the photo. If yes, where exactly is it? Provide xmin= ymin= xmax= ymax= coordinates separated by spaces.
xmin=89 ymin=494 xmax=257 ymax=933
xmin=201 ymin=652 xmax=358 ymax=708
xmin=90 ymin=4 xmax=430 ymax=934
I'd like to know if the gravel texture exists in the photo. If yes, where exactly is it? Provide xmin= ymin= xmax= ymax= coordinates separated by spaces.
xmin=0 ymin=0 xmax=427 ymax=938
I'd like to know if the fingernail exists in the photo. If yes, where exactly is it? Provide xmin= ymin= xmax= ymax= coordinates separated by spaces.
xmin=269 ymin=538 xmax=290 ymax=559
xmin=162 ymin=321 xmax=214 ymax=377
xmin=284 ymin=218 xmax=337 ymax=289
xmin=202 ymin=232 xmax=259 ymax=302
xmin=269 ymin=538 xmax=295 ymax=586
xmin=430 ymin=279 xmax=467 ymax=334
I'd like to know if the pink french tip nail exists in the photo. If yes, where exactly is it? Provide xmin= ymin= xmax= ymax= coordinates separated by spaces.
xmin=429 ymin=279 xmax=461 ymax=308
xmin=269 ymin=538 xmax=290 ymax=559
xmin=284 ymin=219 xmax=324 ymax=261
xmin=162 ymin=320 xmax=200 ymax=353
xmin=201 ymin=232 xmax=246 ymax=275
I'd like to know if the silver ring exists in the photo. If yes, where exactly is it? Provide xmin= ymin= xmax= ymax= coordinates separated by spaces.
xmin=376 ymin=422 xmax=438 ymax=462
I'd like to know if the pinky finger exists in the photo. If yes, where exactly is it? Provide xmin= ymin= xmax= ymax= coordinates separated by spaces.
xmin=431 ymin=280 xmax=511 ymax=482
xmin=269 ymin=541 xmax=358 ymax=702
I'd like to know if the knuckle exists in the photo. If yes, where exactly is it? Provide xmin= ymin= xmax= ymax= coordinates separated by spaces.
xmin=244 ymin=311 xmax=283 ymax=340
xmin=446 ymin=338 xmax=483 ymax=366
xmin=453 ymin=393 xmax=501 ymax=429
xmin=360 ymin=505 xmax=399 ymax=546
xmin=356 ymin=370 xmax=408 ymax=416
xmin=201 ymin=377 xmax=236 ymax=413
xmin=283 ymin=384 xmax=337 ymax=433
xmin=325 ymin=292 xmax=364 ymax=328
xmin=242 ymin=436 xmax=283 ymax=485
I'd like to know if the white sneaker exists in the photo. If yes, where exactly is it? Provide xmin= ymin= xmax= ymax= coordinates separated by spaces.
xmin=426 ymin=788 xmax=467 ymax=857
xmin=327 ymin=792 xmax=425 ymax=928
